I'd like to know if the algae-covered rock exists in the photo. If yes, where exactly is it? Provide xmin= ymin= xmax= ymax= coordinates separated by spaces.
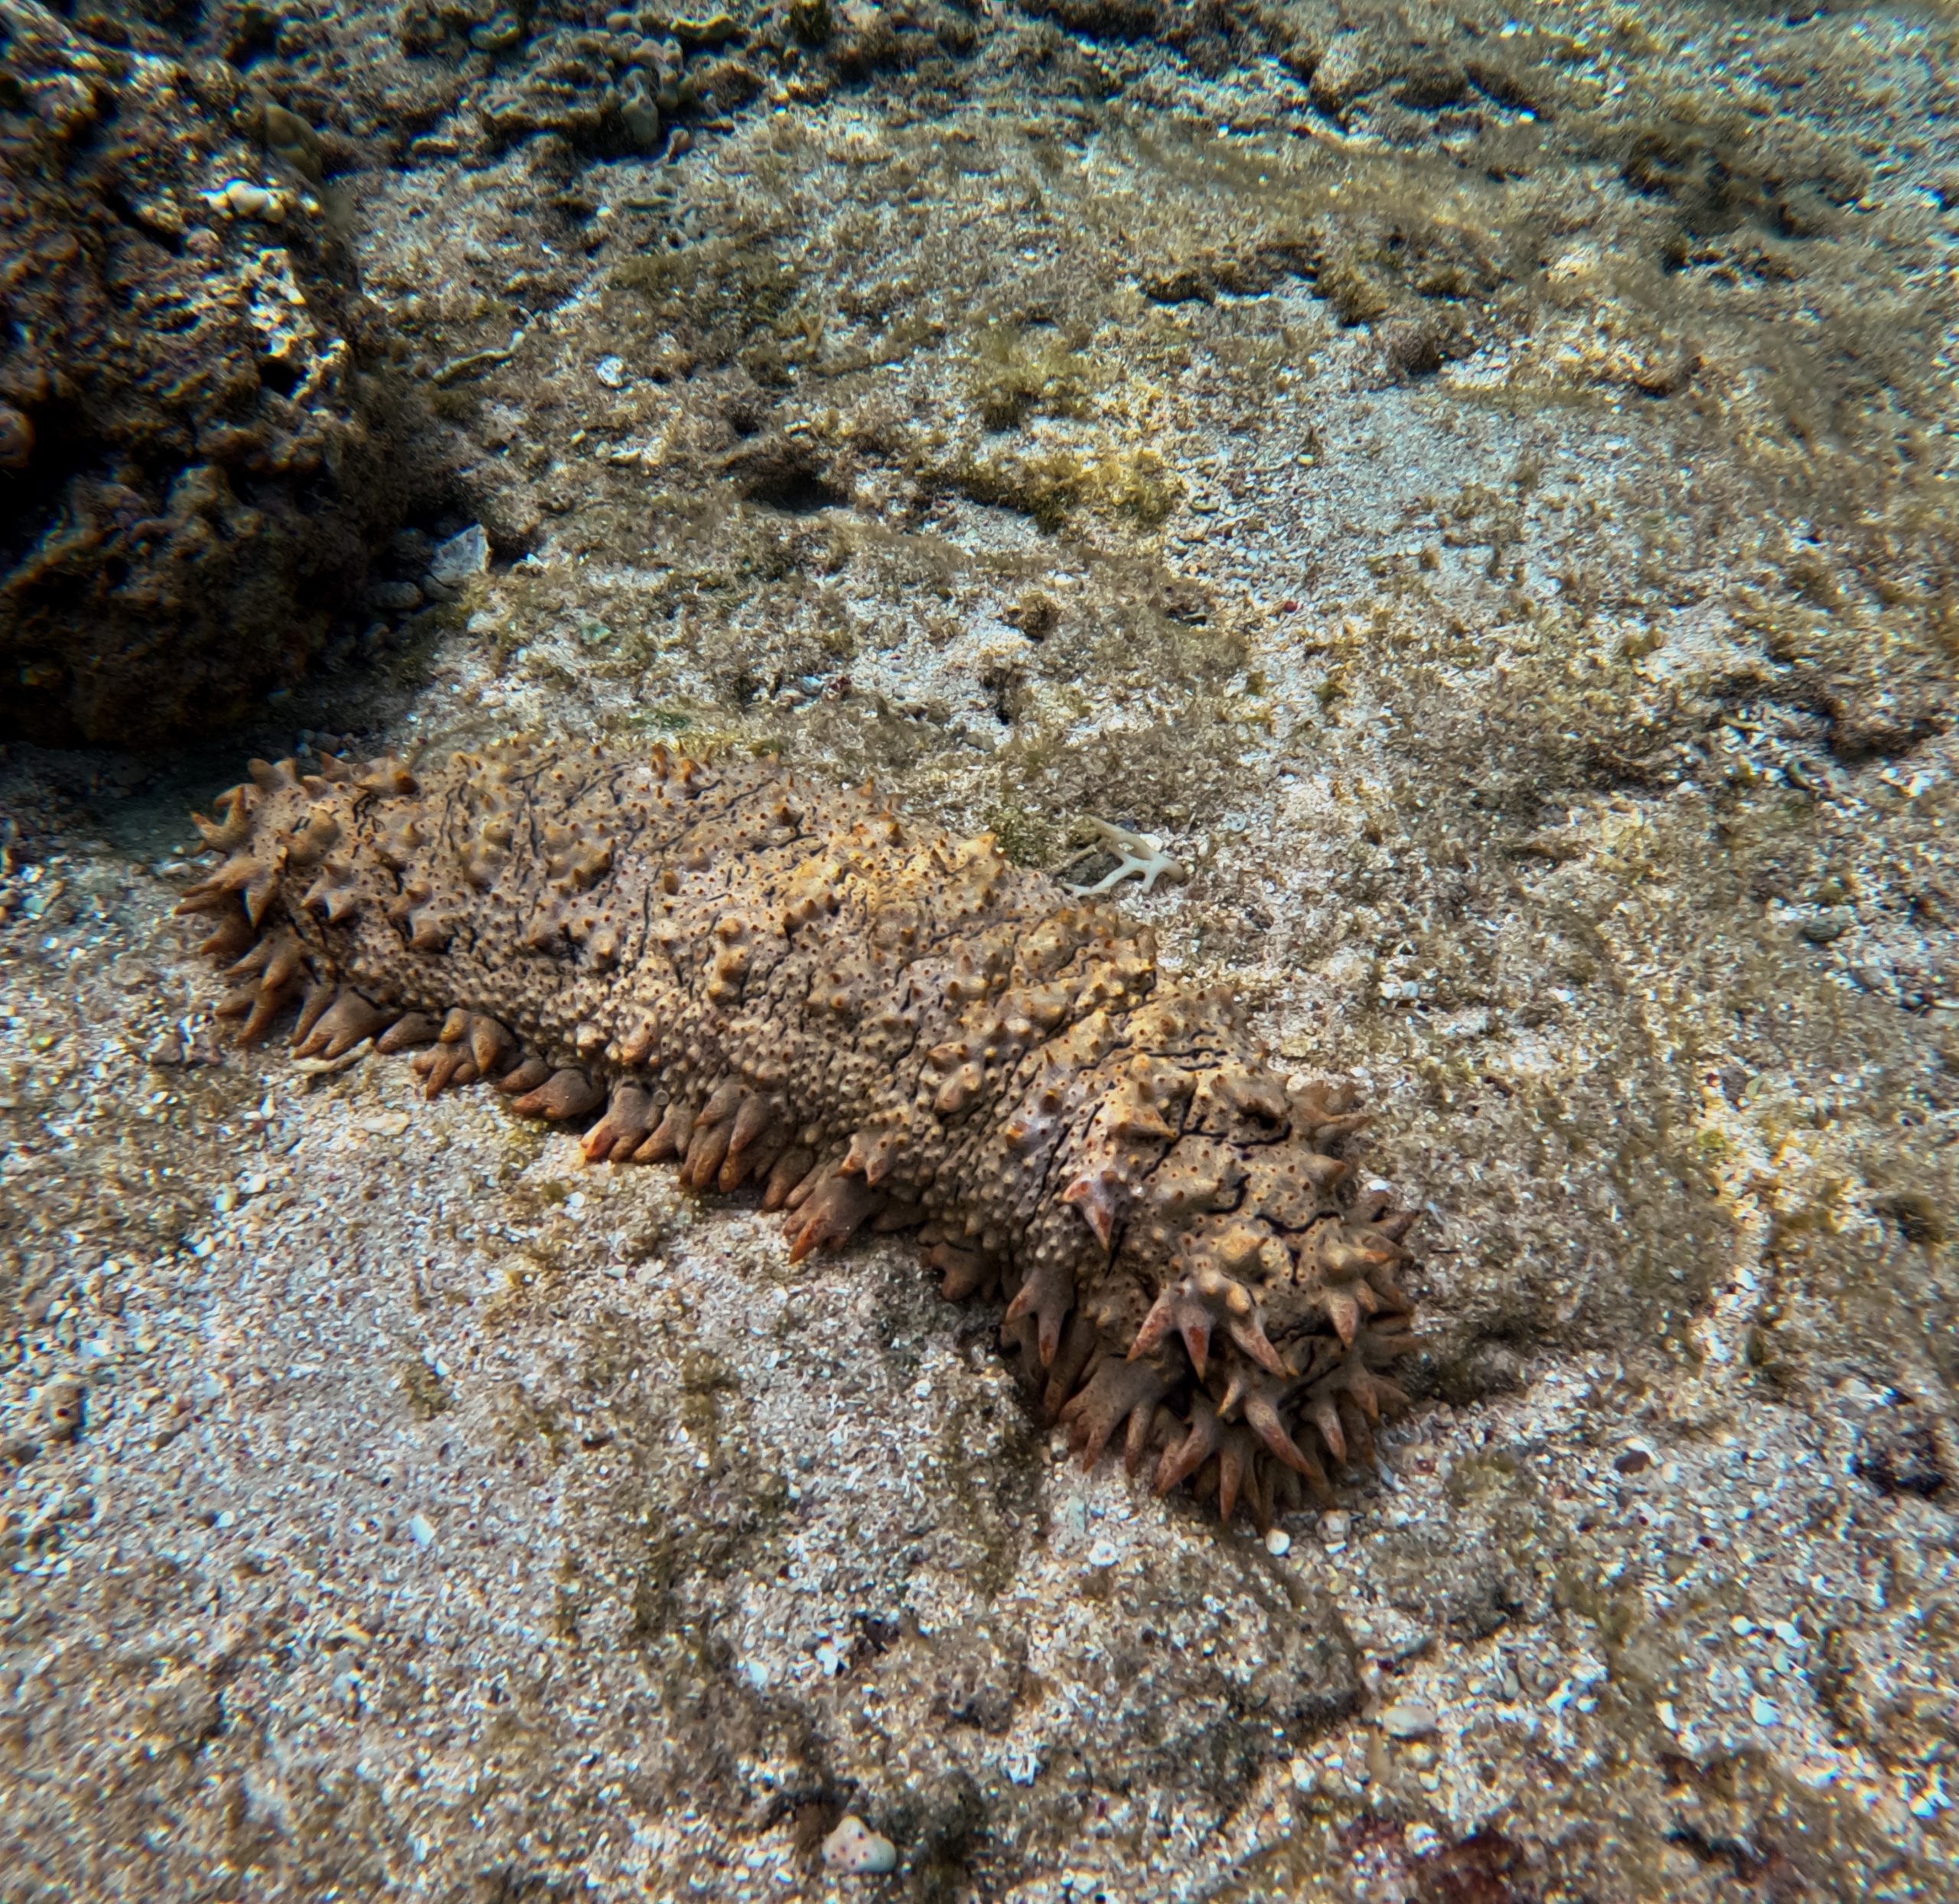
xmin=0 ymin=0 xmax=432 ymax=745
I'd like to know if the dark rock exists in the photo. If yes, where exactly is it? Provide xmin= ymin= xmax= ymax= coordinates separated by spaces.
xmin=1853 ymin=1404 xmax=1948 ymax=1500
xmin=0 ymin=0 xmax=435 ymax=746
xmin=1024 ymin=0 xmax=1165 ymax=38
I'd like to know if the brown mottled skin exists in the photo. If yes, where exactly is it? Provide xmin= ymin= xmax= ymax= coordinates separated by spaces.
xmin=179 ymin=739 xmax=1417 ymax=1527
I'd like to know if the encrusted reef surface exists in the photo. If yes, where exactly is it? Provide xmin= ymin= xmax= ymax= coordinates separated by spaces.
xmin=184 ymin=741 xmax=1416 ymax=1526
xmin=3 ymin=0 xmax=1958 ymax=1898
xmin=0 ymin=0 xmax=435 ymax=745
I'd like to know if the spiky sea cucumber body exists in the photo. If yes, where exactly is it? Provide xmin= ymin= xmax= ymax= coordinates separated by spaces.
xmin=180 ymin=739 xmax=1417 ymax=1527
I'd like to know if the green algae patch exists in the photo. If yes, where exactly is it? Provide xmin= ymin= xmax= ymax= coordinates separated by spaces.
xmin=609 ymin=233 xmax=806 ymax=369
xmin=396 ymin=1356 xmax=455 ymax=1420
xmin=968 ymin=321 xmax=1103 ymax=432
xmin=983 ymin=800 xmax=1063 ymax=869
xmin=952 ymin=439 xmax=1183 ymax=533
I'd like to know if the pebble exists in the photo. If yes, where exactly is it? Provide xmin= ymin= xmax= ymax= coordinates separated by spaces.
xmin=426 ymin=524 xmax=489 ymax=589
xmin=822 ymin=1814 xmax=898 ymax=1875
xmin=1087 ymin=1538 xmax=1120 ymax=1568
xmin=39 ymin=1375 xmax=85 ymax=1442
xmin=620 ymin=94 xmax=660 ymax=150
xmin=594 ymin=355 xmax=627 ymax=389
xmin=371 ymin=580 xmax=423 ymax=613
xmin=1264 ymin=1527 xmax=1291 ymax=1556
xmin=1321 ymin=1511 xmax=1351 ymax=1542
xmin=203 ymin=178 xmax=288 ymax=222
xmin=1379 ymin=1700 xmax=1439 ymax=1739
xmin=407 ymin=1514 xmax=435 ymax=1547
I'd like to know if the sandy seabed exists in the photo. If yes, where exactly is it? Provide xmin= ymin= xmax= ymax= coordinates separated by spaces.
xmin=3 ymin=0 xmax=1957 ymax=1896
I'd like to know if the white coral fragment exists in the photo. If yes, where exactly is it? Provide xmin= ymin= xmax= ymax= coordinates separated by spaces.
xmin=1066 ymin=819 xmax=1188 ymax=897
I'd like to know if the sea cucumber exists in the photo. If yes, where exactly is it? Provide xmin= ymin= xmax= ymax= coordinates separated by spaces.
xmin=178 ymin=739 xmax=1418 ymax=1527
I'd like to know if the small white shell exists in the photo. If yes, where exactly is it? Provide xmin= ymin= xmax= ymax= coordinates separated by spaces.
xmin=821 ymin=1814 xmax=898 ymax=1875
